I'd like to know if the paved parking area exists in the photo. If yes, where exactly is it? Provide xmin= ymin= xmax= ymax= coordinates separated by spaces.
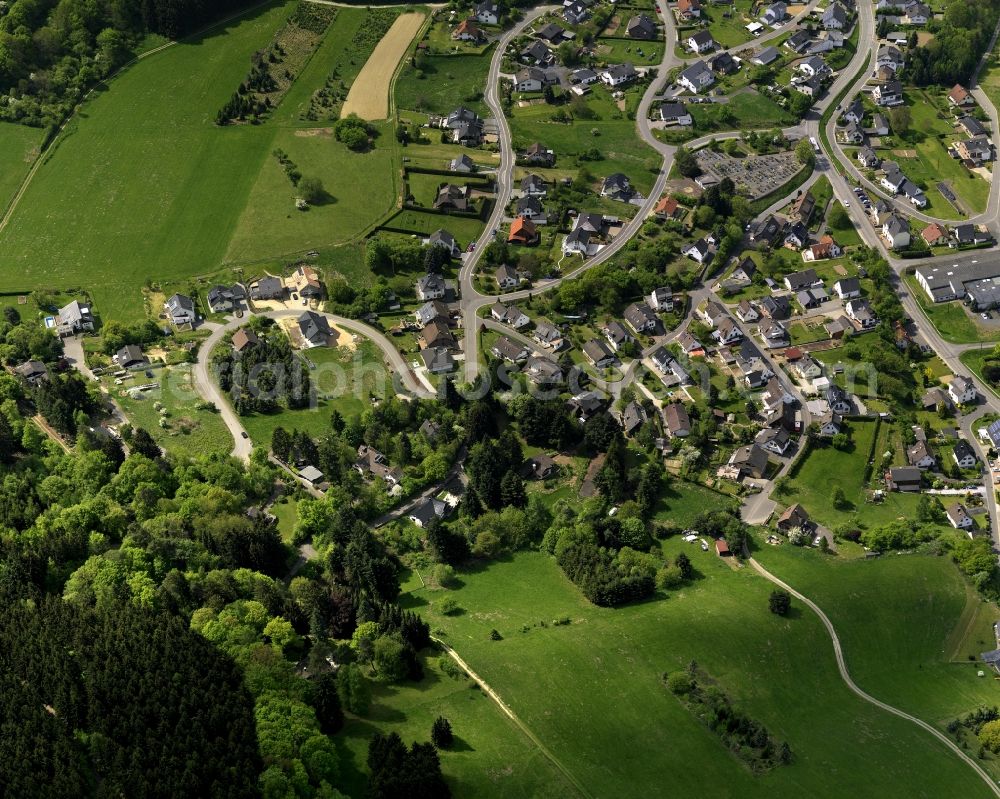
xmin=695 ymin=149 xmax=802 ymax=199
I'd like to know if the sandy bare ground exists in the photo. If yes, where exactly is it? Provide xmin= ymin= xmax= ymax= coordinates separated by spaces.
xmin=341 ymin=12 xmax=426 ymax=120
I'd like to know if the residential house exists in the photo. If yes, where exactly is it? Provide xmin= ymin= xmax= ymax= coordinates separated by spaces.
xmin=495 ymin=264 xmax=520 ymax=289
xmin=713 ymin=316 xmax=743 ymax=345
xmin=825 ymin=316 xmax=853 ymax=339
xmin=298 ymin=311 xmax=333 ymax=347
xmin=857 ymin=146 xmax=880 ymax=168
xmin=658 ymin=103 xmax=693 ymax=126
xmin=785 ymin=268 xmax=821 ymax=292
xmin=427 ymin=228 xmax=460 ymax=256
xmin=953 ymin=223 xmax=994 ymax=248
xmin=650 ymin=286 xmax=675 ymax=312
xmin=797 ymin=56 xmax=829 ymax=79
xmin=873 ymin=79 xmax=903 ymax=106
xmin=445 ymin=106 xmax=484 ymax=145
xmin=409 ymin=497 xmax=449 ymax=528
xmin=571 ymin=67 xmax=600 ymax=85
xmin=784 ymin=221 xmax=809 ymax=251
xmin=821 ymin=2 xmax=848 ymax=30
xmin=959 ymin=115 xmax=987 ymax=138
xmin=678 ymin=331 xmax=705 ymax=356
xmin=116 ymin=344 xmax=148 ymax=370
xmin=711 ymin=51 xmax=739 ymax=75
xmin=921 ymin=222 xmax=948 ymax=247
xmin=790 ymin=190 xmax=816 ymax=224
xmin=434 ymin=183 xmax=471 ymax=211
xmin=826 ymin=384 xmax=852 ymax=414
xmin=816 ymin=409 xmax=842 ymax=436
xmin=946 ymin=503 xmax=974 ymax=530
xmin=949 ymin=375 xmax=977 ymax=405
xmin=603 ymin=320 xmax=633 ymax=351
xmin=677 ymin=0 xmax=702 ymax=20
xmin=921 ymin=386 xmax=953 ymax=413
xmin=907 ymin=440 xmax=936 ymax=469
xmin=954 ymin=136 xmax=993 ymax=165
xmin=452 ymin=19 xmax=485 ymax=41
xmin=722 ymin=444 xmax=770 ymax=481
xmin=736 ymin=300 xmax=760 ymax=323
xmin=678 ymin=60 xmax=715 ymax=93
xmin=786 ymin=30 xmax=812 ymax=52
xmin=839 ymin=120 xmax=864 ymax=144
xmin=620 ymin=401 xmax=648 ymax=436
xmin=207 ymin=284 xmax=246 ymax=313
xmin=752 ymin=46 xmax=780 ymax=66
xmin=420 ymin=319 xmax=457 ymax=350
xmin=490 ymin=302 xmax=530 ymax=328
xmin=355 ymin=445 xmax=403 ymax=486
xmin=421 ymin=346 xmax=456 ymax=374
xmin=416 ymin=273 xmax=447 ymax=301
xmin=533 ymin=321 xmax=564 ymax=349
xmin=731 ymin=257 xmax=757 ymax=284
xmin=949 ymin=84 xmax=975 ymax=108
xmin=165 ymin=294 xmax=196 ymax=326
xmin=777 ymin=503 xmax=811 ymax=532
xmin=522 ymin=141 xmax=555 ymax=166
xmin=290 ymin=265 xmax=324 ymax=299
xmin=250 ymin=276 xmax=285 ymax=302
xmin=624 ymin=302 xmax=658 ymax=334
xmin=882 ymin=213 xmax=911 ymax=249
xmin=683 ymin=238 xmax=712 ymax=264
xmin=524 ymin=355 xmax=563 ymax=386
xmin=508 ymin=217 xmax=539 ymax=245
xmin=55 ymin=299 xmax=95 ymax=336
xmin=601 ymin=173 xmax=635 ymax=201
xmin=525 ymin=454 xmax=559 ymax=480
xmin=757 ymin=427 xmax=792 ymax=456
xmin=846 ymin=298 xmax=878 ymax=329
xmin=953 ymin=440 xmax=978 ymax=469
xmin=761 ymin=1 xmax=787 ymax=26
xmin=231 ymin=328 xmax=259 ymax=354
xmin=583 ymin=338 xmax=616 ymax=368
xmin=687 ymin=30 xmax=716 ymax=54
xmin=536 ymin=22 xmax=566 ymax=42
xmin=833 ymin=277 xmax=861 ymax=299
xmin=627 ymin=14 xmax=657 ymax=39
xmin=475 ymin=0 xmax=499 ymax=24
xmin=491 ymin=336 xmax=530 ymax=363
xmin=871 ymin=112 xmax=890 ymax=135
xmin=749 ymin=215 xmax=784 ymax=247
xmin=15 ymin=360 xmax=48 ymax=384
xmin=759 ymin=318 xmax=788 ymax=348
xmin=876 ymin=45 xmax=904 ymax=72
xmin=762 ymin=377 xmax=794 ymax=412
xmin=513 ymin=67 xmax=545 ymax=92
xmin=563 ymin=1 xmax=591 ymax=25
xmin=663 ymin=402 xmax=692 ymax=437
xmin=794 ymin=356 xmax=823 ymax=380
xmin=521 ymin=174 xmax=548 ymax=197
xmin=902 ymin=2 xmax=930 ymax=25
xmin=600 ymin=63 xmax=639 ymax=87
xmin=698 ymin=300 xmax=728 ymax=327
xmin=520 ymin=39 xmax=555 ymax=65
xmin=760 ymin=295 xmax=791 ymax=320
xmin=803 ymin=235 xmax=842 ymax=262
xmin=568 ymin=391 xmax=607 ymax=423
xmin=887 ymin=465 xmax=922 ymax=492
xmin=793 ymin=74 xmax=824 ymax=97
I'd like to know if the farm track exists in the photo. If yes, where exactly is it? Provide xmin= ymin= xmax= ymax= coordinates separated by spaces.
xmin=747 ymin=554 xmax=1000 ymax=798
xmin=432 ymin=636 xmax=594 ymax=799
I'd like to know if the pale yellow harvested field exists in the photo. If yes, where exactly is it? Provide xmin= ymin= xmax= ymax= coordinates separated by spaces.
xmin=341 ymin=12 xmax=425 ymax=120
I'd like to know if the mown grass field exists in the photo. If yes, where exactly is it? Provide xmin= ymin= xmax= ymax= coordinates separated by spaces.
xmin=0 ymin=122 xmax=44 ymax=215
xmin=412 ymin=549 xmax=996 ymax=798
xmin=225 ymin=122 xmax=400 ymax=262
xmin=0 ymin=1 xmax=296 ymax=323
xmin=689 ymin=92 xmax=795 ymax=133
xmin=395 ymin=50 xmax=493 ymax=116
xmin=337 ymin=656 xmax=576 ymax=798
xmin=753 ymin=543 xmax=1000 ymax=740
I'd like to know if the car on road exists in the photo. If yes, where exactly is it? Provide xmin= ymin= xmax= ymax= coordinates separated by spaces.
xmin=844 ymin=201 xmax=850 ymax=207
xmin=983 ymin=312 xmax=992 ymax=320
xmin=241 ymin=431 xmax=249 ymax=439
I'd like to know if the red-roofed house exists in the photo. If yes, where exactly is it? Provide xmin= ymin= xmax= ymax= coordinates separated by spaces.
xmin=921 ymin=222 xmax=947 ymax=247
xmin=508 ymin=217 xmax=539 ymax=245
xmin=948 ymin=84 xmax=974 ymax=107
xmin=654 ymin=196 xmax=682 ymax=219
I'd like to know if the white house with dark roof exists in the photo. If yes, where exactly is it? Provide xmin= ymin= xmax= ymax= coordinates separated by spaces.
xmin=416 ymin=273 xmax=447 ymax=301
xmin=165 ymin=293 xmax=196 ymax=326
xmin=55 ymin=299 xmax=95 ymax=336
xmin=678 ymin=60 xmax=715 ymax=93
xmin=949 ymin=375 xmax=977 ymax=406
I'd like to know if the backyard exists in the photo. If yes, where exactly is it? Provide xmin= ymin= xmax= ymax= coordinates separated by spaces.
xmin=903 ymin=274 xmax=997 ymax=344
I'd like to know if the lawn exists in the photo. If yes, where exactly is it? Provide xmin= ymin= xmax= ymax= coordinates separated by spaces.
xmin=903 ymin=274 xmax=996 ymax=344
xmin=689 ymin=92 xmax=795 ymax=133
xmin=702 ymin=0 xmax=755 ymax=49
xmin=753 ymin=543 xmax=1000 ymax=750
xmin=110 ymin=364 xmax=233 ymax=460
xmin=395 ymin=50 xmax=494 ymax=116
xmin=914 ymin=136 xmax=990 ymax=215
xmin=225 ymin=123 xmax=400 ymax=263
xmin=653 ymin=478 xmax=737 ymax=526
xmin=782 ymin=418 xmax=932 ymax=529
xmin=337 ymin=655 xmax=576 ymax=799
xmin=508 ymin=93 xmax=661 ymax=194
xmin=380 ymin=209 xmax=486 ymax=246
xmin=828 ymin=200 xmax=863 ymax=247
xmin=271 ymin=495 xmax=299 ymax=542
xmin=0 ymin=1 xmax=297 ymax=324
xmin=594 ymin=36 xmax=665 ymax=66
xmin=0 ymin=122 xmax=44 ymax=216
xmin=238 ymin=339 xmax=390 ymax=443
xmin=960 ymin=349 xmax=1000 ymax=398
xmin=415 ymin=550 xmax=996 ymax=798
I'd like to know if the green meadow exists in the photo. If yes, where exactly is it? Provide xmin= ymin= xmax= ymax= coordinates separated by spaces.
xmin=405 ymin=549 xmax=995 ymax=798
xmin=0 ymin=122 xmax=45 ymax=216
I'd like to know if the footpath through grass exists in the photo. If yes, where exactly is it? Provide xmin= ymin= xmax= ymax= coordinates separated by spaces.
xmin=415 ymin=550 xmax=996 ymax=798
xmin=0 ymin=122 xmax=45 ymax=216
xmin=754 ymin=543 xmax=1000 ymax=737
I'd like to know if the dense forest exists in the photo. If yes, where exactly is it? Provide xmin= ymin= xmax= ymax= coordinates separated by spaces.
xmin=906 ymin=0 xmax=1000 ymax=87
xmin=0 ymin=0 xmax=262 ymax=127
xmin=0 ymin=598 xmax=261 ymax=798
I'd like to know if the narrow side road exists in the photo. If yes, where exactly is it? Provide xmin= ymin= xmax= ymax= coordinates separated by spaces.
xmin=432 ymin=635 xmax=594 ymax=799
xmin=747 ymin=554 xmax=1000 ymax=798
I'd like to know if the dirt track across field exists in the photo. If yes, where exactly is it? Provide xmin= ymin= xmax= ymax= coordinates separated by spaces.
xmin=341 ymin=12 xmax=425 ymax=120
